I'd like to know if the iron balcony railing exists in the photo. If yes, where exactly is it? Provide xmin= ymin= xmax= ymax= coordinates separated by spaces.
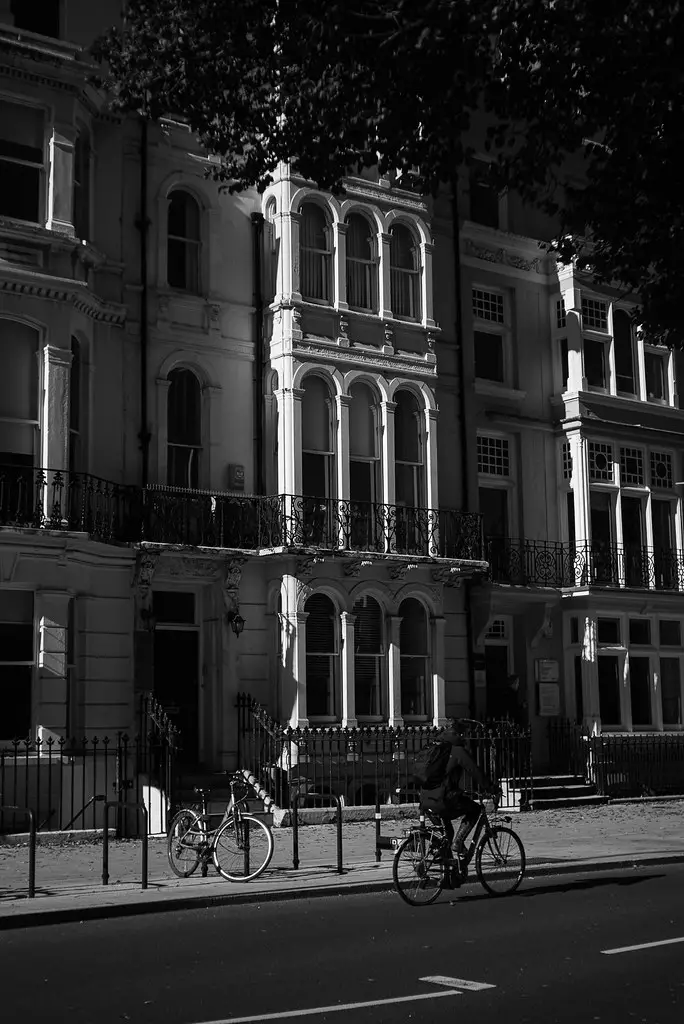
xmin=1 ymin=467 xmax=484 ymax=561
xmin=0 ymin=464 xmax=141 ymax=543
xmin=487 ymin=538 xmax=684 ymax=591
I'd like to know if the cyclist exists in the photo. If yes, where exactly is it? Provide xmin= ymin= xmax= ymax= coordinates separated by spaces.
xmin=419 ymin=719 xmax=497 ymax=885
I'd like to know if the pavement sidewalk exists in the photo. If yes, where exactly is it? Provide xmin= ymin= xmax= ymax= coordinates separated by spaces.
xmin=1 ymin=800 xmax=683 ymax=929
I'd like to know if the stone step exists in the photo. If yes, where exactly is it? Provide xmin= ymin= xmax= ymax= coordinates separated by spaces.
xmin=531 ymin=784 xmax=599 ymax=801
xmin=529 ymin=794 xmax=609 ymax=810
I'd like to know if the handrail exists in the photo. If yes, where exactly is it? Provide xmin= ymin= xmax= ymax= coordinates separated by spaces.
xmin=291 ymin=789 xmax=343 ymax=875
xmin=102 ymin=801 xmax=149 ymax=888
xmin=0 ymin=805 xmax=36 ymax=897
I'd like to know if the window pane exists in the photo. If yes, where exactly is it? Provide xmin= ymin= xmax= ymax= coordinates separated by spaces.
xmin=660 ymin=658 xmax=682 ymax=725
xmin=167 ymin=369 xmax=201 ymax=445
xmin=0 ymin=590 xmax=33 ymax=621
xmin=584 ymin=338 xmax=606 ymax=388
xmin=346 ymin=214 xmax=372 ymax=260
xmin=0 ymin=163 xmax=41 ymax=222
xmin=0 ymin=322 xmax=39 ymax=421
xmin=301 ymin=376 xmax=331 ymax=451
xmin=400 ymin=657 xmax=428 ymax=716
xmin=598 ymin=656 xmax=621 ymax=724
xmin=0 ymin=100 xmax=44 ymax=157
xmin=305 ymin=594 xmax=336 ymax=653
xmin=399 ymin=598 xmax=427 ymax=654
xmin=659 ymin=620 xmax=682 ymax=646
xmin=168 ymin=191 xmax=200 ymax=240
xmin=474 ymin=331 xmax=504 ymax=382
xmin=629 ymin=619 xmax=651 ymax=645
xmin=353 ymin=596 xmax=383 ymax=654
xmin=0 ymin=623 xmax=33 ymax=662
xmin=560 ymin=338 xmax=569 ymax=390
xmin=645 ymin=352 xmax=666 ymax=400
xmin=300 ymin=203 xmax=330 ymax=302
xmin=305 ymin=593 xmax=337 ymax=717
xmin=629 ymin=656 xmax=651 ymax=725
xmin=389 ymin=225 xmax=416 ymax=270
xmin=394 ymin=391 xmax=420 ymax=463
xmin=0 ymin=664 xmax=33 ymax=739
xmin=349 ymin=383 xmax=376 ymax=458
xmin=597 ymin=618 xmax=620 ymax=644
xmin=354 ymin=655 xmax=382 ymax=716
xmin=613 ymin=309 xmax=635 ymax=393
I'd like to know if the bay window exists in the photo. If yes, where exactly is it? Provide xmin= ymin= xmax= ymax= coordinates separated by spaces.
xmin=167 ymin=368 xmax=201 ymax=488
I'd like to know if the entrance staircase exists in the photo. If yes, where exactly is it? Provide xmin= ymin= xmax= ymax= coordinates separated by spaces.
xmin=526 ymin=773 xmax=608 ymax=810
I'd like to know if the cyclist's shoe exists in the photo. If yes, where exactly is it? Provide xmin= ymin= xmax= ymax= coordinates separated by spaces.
xmin=433 ymin=845 xmax=451 ymax=863
xmin=445 ymin=867 xmax=463 ymax=888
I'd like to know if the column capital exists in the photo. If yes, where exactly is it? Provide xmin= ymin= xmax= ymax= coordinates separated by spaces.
xmin=341 ymin=610 xmax=357 ymax=624
xmin=381 ymin=399 xmax=397 ymax=412
xmin=44 ymin=344 xmax=73 ymax=369
xmin=336 ymin=394 xmax=353 ymax=409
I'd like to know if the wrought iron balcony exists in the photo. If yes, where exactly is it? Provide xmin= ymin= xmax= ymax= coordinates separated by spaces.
xmin=487 ymin=538 xmax=684 ymax=591
xmin=1 ymin=469 xmax=484 ymax=562
xmin=0 ymin=464 xmax=140 ymax=544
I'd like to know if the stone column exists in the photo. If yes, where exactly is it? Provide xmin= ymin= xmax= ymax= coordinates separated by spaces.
xmin=42 ymin=345 xmax=72 ymax=473
xmin=380 ymin=400 xmax=396 ymax=507
xmin=35 ymin=591 xmax=72 ymax=740
xmin=279 ymin=210 xmax=302 ymax=304
xmin=581 ymin=615 xmax=601 ymax=734
xmin=155 ymin=377 xmax=171 ymax=484
xmin=378 ymin=232 xmax=393 ymax=319
xmin=431 ymin=616 xmax=447 ymax=726
xmin=341 ymin=611 xmax=357 ymax=727
xmin=276 ymin=386 xmax=304 ymax=497
xmin=47 ymin=122 xmax=76 ymax=235
xmin=203 ymin=383 xmax=223 ymax=490
xmin=387 ymin=614 xmax=403 ymax=727
xmin=334 ymin=220 xmax=348 ymax=310
xmin=561 ymin=281 xmax=586 ymax=391
xmin=420 ymin=241 xmax=436 ymax=327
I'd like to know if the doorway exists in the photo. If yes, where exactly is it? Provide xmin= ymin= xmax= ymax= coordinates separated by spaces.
xmin=485 ymin=643 xmax=511 ymax=720
xmin=152 ymin=591 xmax=200 ymax=764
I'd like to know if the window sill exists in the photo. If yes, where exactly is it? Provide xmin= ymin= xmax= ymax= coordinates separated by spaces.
xmin=474 ymin=380 xmax=526 ymax=401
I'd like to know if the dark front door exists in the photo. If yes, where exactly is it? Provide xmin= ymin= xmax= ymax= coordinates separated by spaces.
xmin=485 ymin=644 xmax=511 ymax=721
xmin=153 ymin=630 xmax=200 ymax=763
xmin=480 ymin=486 xmax=510 ymax=581
xmin=621 ymin=496 xmax=645 ymax=586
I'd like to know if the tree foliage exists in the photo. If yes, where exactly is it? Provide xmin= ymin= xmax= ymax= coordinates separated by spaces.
xmin=94 ymin=0 xmax=684 ymax=344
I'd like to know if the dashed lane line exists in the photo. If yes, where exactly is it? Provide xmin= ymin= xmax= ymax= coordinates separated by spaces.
xmin=602 ymin=936 xmax=684 ymax=955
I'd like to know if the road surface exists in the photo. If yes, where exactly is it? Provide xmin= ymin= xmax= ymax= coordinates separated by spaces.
xmin=1 ymin=864 xmax=683 ymax=1022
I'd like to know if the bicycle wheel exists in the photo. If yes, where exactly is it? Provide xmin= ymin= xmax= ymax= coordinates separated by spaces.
xmin=475 ymin=825 xmax=526 ymax=896
xmin=167 ymin=809 xmax=202 ymax=878
xmin=392 ymin=830 xmax=444 ymax=907
xmin=213 ymin=814 xmax=274 ymax=882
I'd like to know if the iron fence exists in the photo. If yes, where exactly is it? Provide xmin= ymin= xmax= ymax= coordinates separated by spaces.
xmin=237 ymin=693 xmax=532 ymax=811
xmin=548 ymin=721 xmax=684 ymax=796
xmin=488 ymin=539 xmax=684 ymax=591
xmin=0 ymin=730 xmax=176 ymax=837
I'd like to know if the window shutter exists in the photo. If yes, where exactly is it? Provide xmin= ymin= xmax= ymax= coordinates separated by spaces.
xmin=353 ymin=596 xmax=383 ymax=654
xmin=305 ymin=594 xmax=336 ymax=653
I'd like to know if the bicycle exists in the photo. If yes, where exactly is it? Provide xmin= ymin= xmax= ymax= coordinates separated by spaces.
xmin=392 ymin=793 xmax=526 ymax=906
xmin=167 ymin=772 xmax=274 ymax=882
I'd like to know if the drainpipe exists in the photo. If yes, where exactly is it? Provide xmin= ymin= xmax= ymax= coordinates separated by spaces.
xmin=137 ymin=117 xmax=151 ymax=487
xmin=251 ymin=212 xmax=265 ymax=495
xmin=451 ymin=180 xmax=477 ymax=714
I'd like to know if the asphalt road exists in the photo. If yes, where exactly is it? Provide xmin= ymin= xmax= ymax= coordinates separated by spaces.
xmin=1 ymin=865 xmax=684 ymax=1023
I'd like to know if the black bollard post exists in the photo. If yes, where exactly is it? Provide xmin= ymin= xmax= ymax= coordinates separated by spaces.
xmin=292 ymin=793 xmax=299 ymax=870
xmin=335 ymin=795 xmax=343 ymax=875
xmin=374 ymin=795 xmax=382 ymax=862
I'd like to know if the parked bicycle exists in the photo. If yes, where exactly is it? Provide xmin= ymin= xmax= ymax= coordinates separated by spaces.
xmin=167 ymin=772 xmax=274 ymax=882
xmin=392 ymin=794 xmax=526 ymax=906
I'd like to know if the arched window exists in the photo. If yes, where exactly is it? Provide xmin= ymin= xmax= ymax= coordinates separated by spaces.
xmin=300 ymin=202 xmax=332 ymax=303
xmin=613 ymin=309 xmax=636 ymax=395
xmin=399 ymin=598 xmax=430 ymax=718
xmin=69 ymin=337 xmax=81 ymax=472
xmin=349 ymin=381 xmax=380 ymax=548
xmin=346 ymin=213 xmax=376 ymax=311
xmin=390 ymin=224 xmax=420 ymax=319
xmin=353 ymin=595 xmax=384 ymax=718
xmin=73 ymin=125 xmax=90 ymax=241
xmin=394 ymin=390 xmax=424 ymax=508
xmin=305 ymin=593 xmax=338 ymax=718
xmin=301 ymin=375 xmax=335 ymax=544
xmin=167 ymin=190 xmax=201 ymax=292
xmin=167 ymin=368 xmax=202 ymax=488
xmin=0 ymin=321 xmax=39 ymax=468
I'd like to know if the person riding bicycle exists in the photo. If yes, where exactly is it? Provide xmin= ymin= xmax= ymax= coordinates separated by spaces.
xmin=419 ymin=719 xmax=498 ymax=885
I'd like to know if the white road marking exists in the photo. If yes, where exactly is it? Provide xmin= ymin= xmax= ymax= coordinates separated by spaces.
xmin=420 ymin=975 xmax=496 ymax=991
xmin=602 ymin=936 xmax=684 ymax=955
xmin=192 ymin=990 xmax=460 ymax=1024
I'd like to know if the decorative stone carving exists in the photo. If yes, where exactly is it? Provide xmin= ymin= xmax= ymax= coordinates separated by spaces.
xmin=208 ymin=304 xmax=221 ymax=329
xmin=167 ymin=556 xmax=221 ymax=579
xmin=383 ymin=322 xmax=395 ymax=349
xmin=388 ymin=562 xmax=420 ymax=581
xmin=464 ymin=238 xmax=542 ymax=274
xmin=337 ymin=314 xmax=350 ymax=347
xmin=223 ymin=556 xmax=247 ymax=592
xmin=296 ymin=579 xmax=314 ymax=605
xmin=133 ymin=550 xmax=160 ymax=631
xmin=296 ymin=555 xmax=324 ymax=579
xmin=342 ymin=558 xmax=373 ymax=578
xmin=431 ymin=566 xmax=464 ymax=588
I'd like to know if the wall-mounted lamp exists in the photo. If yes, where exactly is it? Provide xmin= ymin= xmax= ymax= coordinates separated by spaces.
xmin=226 ymin=609 xmax=246 ymax=637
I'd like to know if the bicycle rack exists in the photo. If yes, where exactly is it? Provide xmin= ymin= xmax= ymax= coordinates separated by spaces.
xmin=291 ymin=790 xmax=344 ymax=874
xmin=102 ymin=801 xmax=149 ymax=889
xmin=0 ymin=805 xmax=36 ymax=898
xmin=374 ymin=796 xmax=425 ymax=862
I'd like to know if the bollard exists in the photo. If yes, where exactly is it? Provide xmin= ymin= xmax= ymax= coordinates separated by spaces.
xmin=291 ymin=792 xmax=299 ymax=870
xmin=374 ymin=796 xmax=382 ymax=862
xmin=102 ymin=801 xmax=149 ymax=889
xmin=0 ymin=806 xmax=36 ymax=898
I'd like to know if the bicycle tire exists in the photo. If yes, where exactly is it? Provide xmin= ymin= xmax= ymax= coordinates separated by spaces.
xmin=167 ymin=809 xmax=202 ymax=878
xmin=213 ymin=814 xmax=274 ymax=882
xmin=475 ymin=825 xmax=526 ymax=896
xmin=392 ymin=829 xmax=444 ymax=907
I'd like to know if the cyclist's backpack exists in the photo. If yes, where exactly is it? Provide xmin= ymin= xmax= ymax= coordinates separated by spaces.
xmin=412 ymin=740 xmax=451 ymax=789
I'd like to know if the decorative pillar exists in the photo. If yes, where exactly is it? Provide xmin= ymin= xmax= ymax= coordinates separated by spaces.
xmin=419 ymin=241 xmax=436 ymax=328
xmin=621 ymin=652 xmax=633 ymax=732
xmin=581 ymin=615 xmax=601 ymax=735
xmin=561 ymin=280 xmax=586 ymax=392
xmin=336 ymin=393 xmax=351 ymax=501
xmin=278 ymin=209 xmax=302 ymax=304
xmin=276 ymin=387 xmax=304 ymax=497
xmin=431 ymin=616 xmax=447 ymax=726
xmin=387 ymin=614 xmax=403 ymax=727
xmin=341 ymin=611 xmax=357 ymax=727
xmin=379 ymin=232 xmax=393 ymax=319
xmin=424 ymin=405 xmax=439 ymax=511
xmin=203 ymin=383 xmax=223 ymax=490
xmin=380 ymin=400 xmax=397 ymax=507
xmin=35 ymin=590 xmax=72 ymax=739
xmin=42 ymin=345 xmax=72 ymax=473
xmin=569 ymin=431 xmax=591 ymax=553
xmin=47 ymin=123 xmax=76 ymax=235
xmin=334 ymin=221 xmax=348 ymax=310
